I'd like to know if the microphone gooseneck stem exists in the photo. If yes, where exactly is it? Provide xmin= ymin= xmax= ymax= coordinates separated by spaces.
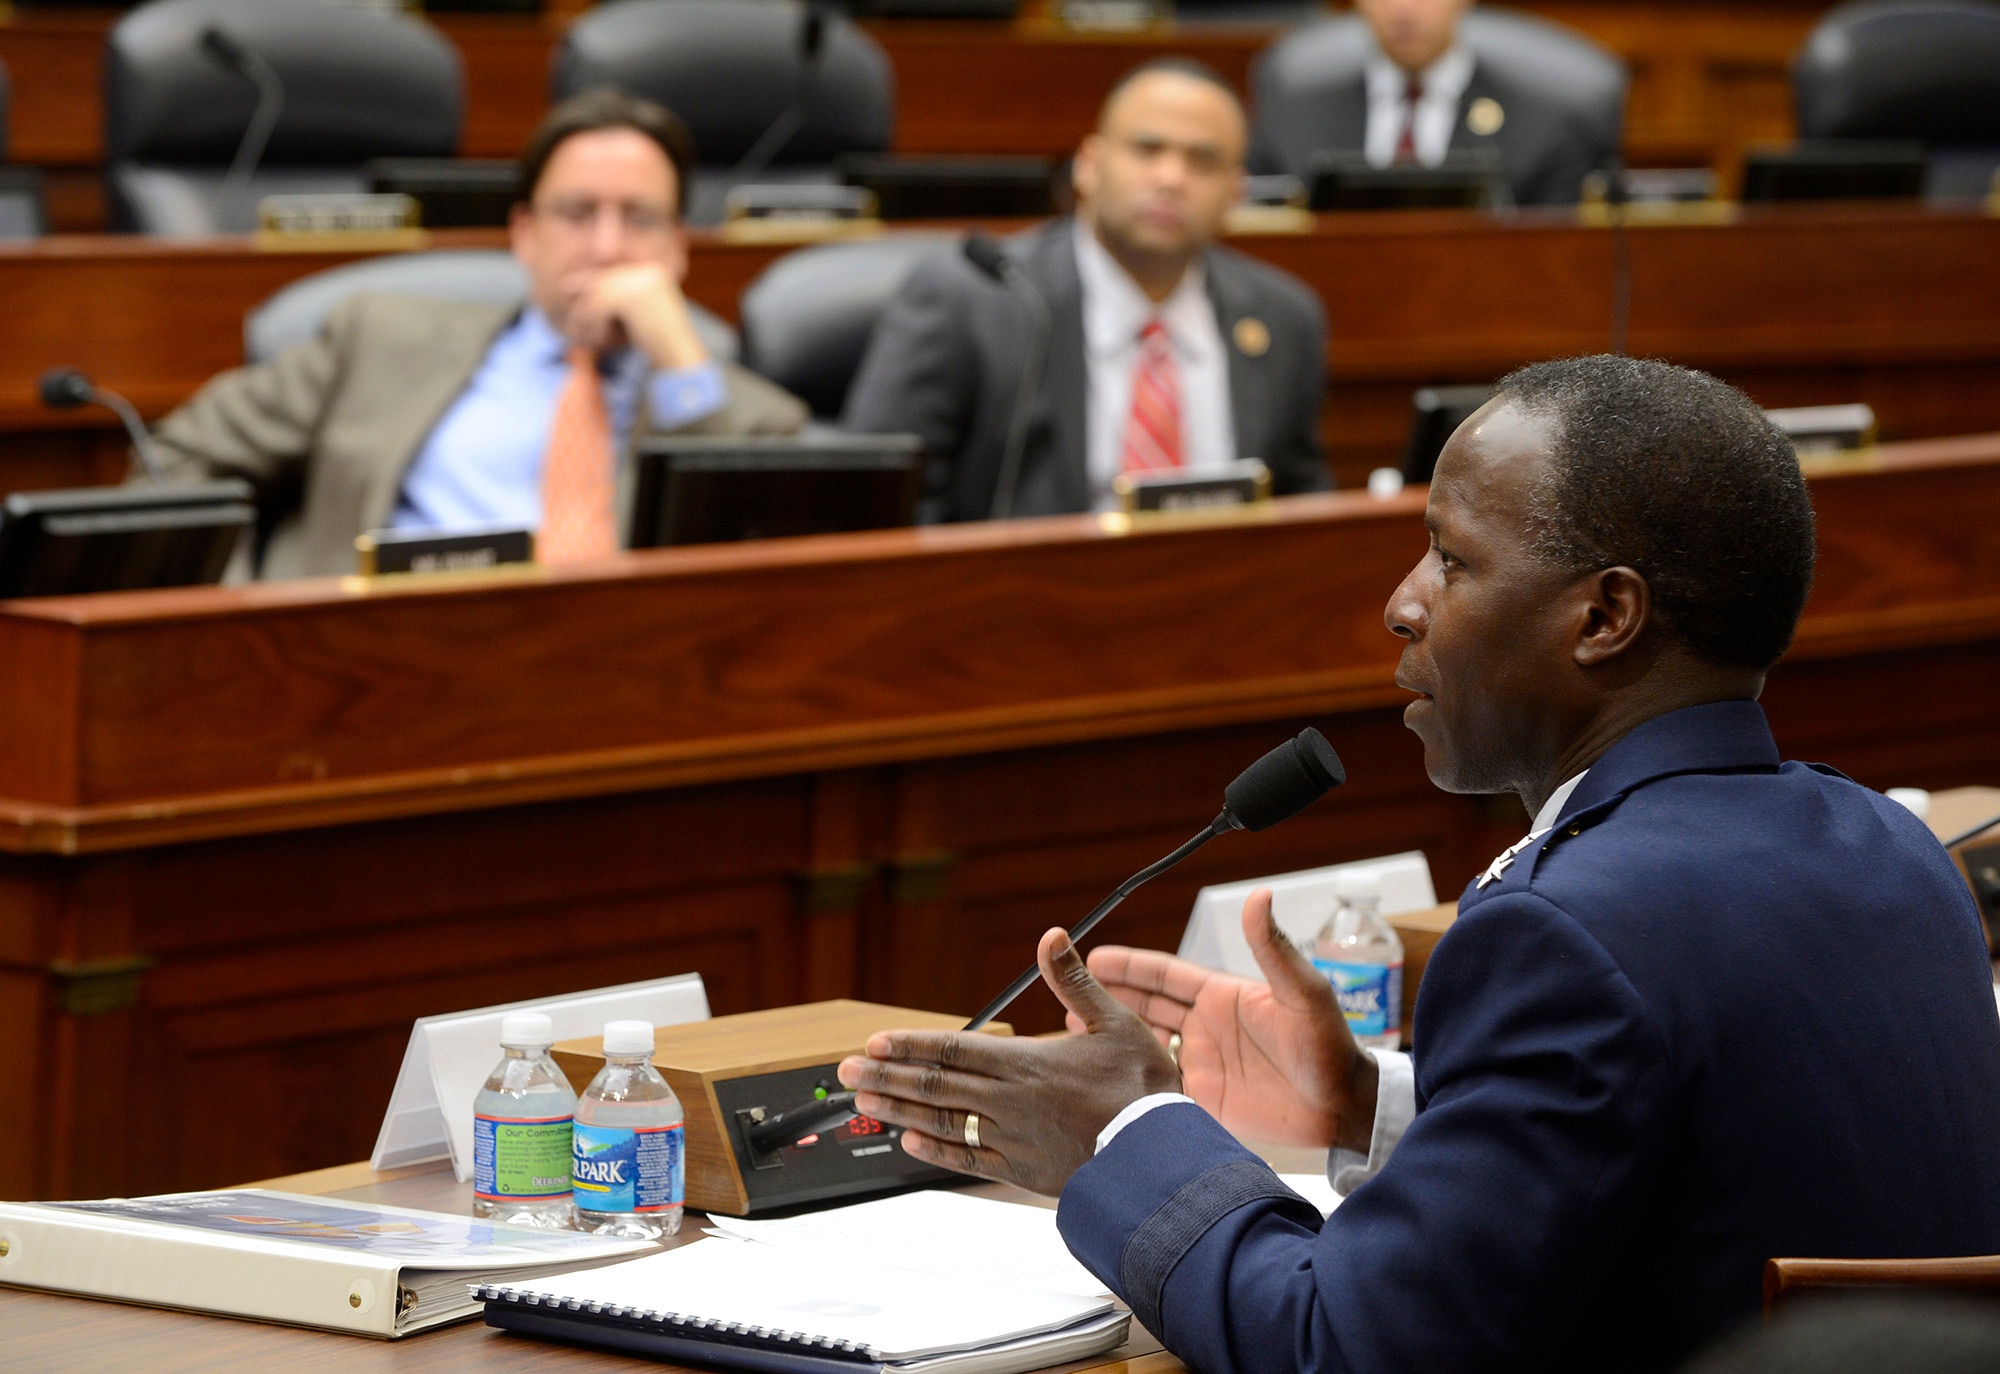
xmin=216 ymin=44 xmax=284 ymax=235
xmin=962 ymin=813 xmax=1227 ymax=1031
xmin=94 ymin=386 xmax=165 ymax=482
xmin=727 ymin=0 xmax=829 ymax=187
xmin=747 ymin=1089 xmax=858 ymax=1155
xmin=988 ymin=270 xmax=1049 ymax=521
xmin=1944 ymin=811 xmax=2000 ymax=850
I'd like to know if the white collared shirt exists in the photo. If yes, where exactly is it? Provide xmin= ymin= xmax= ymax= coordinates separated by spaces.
xmin=1072 ymin=219 xmax=1235 ymax=511
xmin=1363 ymin=44 xmax=1476 ymax=169
xmin=1098 ymin=771 xmax=1594 ymax=1207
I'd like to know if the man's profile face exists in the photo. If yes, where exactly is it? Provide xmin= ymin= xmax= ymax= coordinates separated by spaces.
xmin=1073 ymin=72 xmax=1246 ymax=269
xmin=1385 ymin=399 xmax=1584 ymax=796
xmin=1357 ymin=0 xmax=1474 ymax=73
xmin=510 ymin=128 xmax=687 ymax=337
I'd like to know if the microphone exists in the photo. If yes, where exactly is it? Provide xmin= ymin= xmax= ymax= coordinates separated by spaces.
xmin=201 ymin=24 xmax=285 ymax=234
xmin=960 ymin=231 xmax=1051 ymax=520
xmin=962 ymin=726 xmax=1345 ymax=1031
xmin=745 ymin=729 xmax=1346 ymax=1152
xmin=727 ymin=0 xmax=833 ymax=188
xmin=40 ymin=368 xmax=165 ymax=481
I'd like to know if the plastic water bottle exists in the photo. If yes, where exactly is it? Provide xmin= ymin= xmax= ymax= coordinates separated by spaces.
xmin=1312 ymin=871 xmax=1405 ymax=1051
xmin=572 ymin=1019 xmax=685 ymax=1239
xmin=472 ymin=1011 xmax=578 ymax=1229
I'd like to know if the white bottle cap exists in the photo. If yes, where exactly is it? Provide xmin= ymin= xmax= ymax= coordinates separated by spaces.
xmin=1886 ymin=787 xmax=1931 ymax=821
xmin=499 ymin=1011 xmax=554 ymax=1049
xmin=1335 ymin=869 xmax=1382 ymax=904
xmin=1366 ymin=467 xmax=1405 ymax=498
xmin=602 ymin=1019 xmax=655 ymax=1055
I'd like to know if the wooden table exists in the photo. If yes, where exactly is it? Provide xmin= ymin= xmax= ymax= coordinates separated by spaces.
xmin=6 ymin=202 xmax=2000 ymax=495
xmin=0 ymin=2 xmax=1822 ymax=232
xmin=3 ymin=430 xmax=1998 ymax=1204
xmin=0 ymin=1157 xmax=1189 ymax=1373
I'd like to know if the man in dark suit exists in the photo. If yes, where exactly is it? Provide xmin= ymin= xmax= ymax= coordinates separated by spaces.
xmin=836 ymin=356 xmax=2000 ymax=1371
xmin=843 ymin=59 xmax=1328 ymax=523
xmin=1253 ymin=0 xmax=1613 ymax=206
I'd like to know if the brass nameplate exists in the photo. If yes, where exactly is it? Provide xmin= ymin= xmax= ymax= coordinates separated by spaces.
xmin=355 ymin=526 xmax=535 ymax=577
xmin=1116 ymin=459 xmax=1273 ymax=515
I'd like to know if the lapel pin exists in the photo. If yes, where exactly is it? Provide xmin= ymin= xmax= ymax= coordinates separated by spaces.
xmin=1233 ymin=317 xmax=1271 ymax=357
xmin=1467 ymin=97 xmax=1505 ymax=137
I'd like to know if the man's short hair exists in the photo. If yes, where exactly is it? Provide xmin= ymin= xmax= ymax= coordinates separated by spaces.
xmin=518 ymin=87 xmax=700 ymax=217
xmin=1099 ymin=57 xmax=1246 ymax=128
xmin=1494 ymin=355 xmax=1816 ymax=672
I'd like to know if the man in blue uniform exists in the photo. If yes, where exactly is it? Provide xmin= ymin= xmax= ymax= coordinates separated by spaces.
xmin=838 ymin=355 xmax=2000 ymax=1372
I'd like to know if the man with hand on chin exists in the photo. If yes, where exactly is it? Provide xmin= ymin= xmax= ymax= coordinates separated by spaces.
xmin=841 ymin=355 xmax=2000 ymax=1372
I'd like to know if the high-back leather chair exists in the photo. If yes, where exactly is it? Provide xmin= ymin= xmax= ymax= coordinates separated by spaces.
xmin=551 ymin=0 xmax=895 ymax=226
xmin=738 ymin=233 xmax=955 ymax=419
xmin=1794 ymin=0 xmax=2000 ymax=202
xmin=106 ymin=0 xmax=463 ymax=235
xmin=244 ymin=248 xmax=738 ymax=365
xmin=1251 ymin=6 xmax=1626 ymax=206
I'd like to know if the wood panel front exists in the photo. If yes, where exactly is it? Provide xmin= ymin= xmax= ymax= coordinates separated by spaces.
xmin=2 ymin=436 xmax=1998 ymax=1202
xmin=4 ymin=204 xmax=2000 ymax=495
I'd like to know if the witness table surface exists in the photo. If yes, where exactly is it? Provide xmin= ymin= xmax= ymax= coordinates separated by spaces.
xmin=4 ymin=203 xmax=1999 ymax=493
xmin=0 ymin=1157 xmax=1192 ymax=1374
xmin=1 ymin=434 xmax=1997 ymax=1205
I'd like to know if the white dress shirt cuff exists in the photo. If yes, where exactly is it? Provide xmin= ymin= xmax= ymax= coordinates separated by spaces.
xmin=1095 ymin=1092 xmax=1197 ymax=1154
xmin=1328 ymin=1047 xmax=1415 ymax=1197
xmin=645 ymin=360 xmax=728 ymax=430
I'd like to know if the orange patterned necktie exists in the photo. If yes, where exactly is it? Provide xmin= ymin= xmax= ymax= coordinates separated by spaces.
xmin=538 ymin=347 xmax=619 ymax=564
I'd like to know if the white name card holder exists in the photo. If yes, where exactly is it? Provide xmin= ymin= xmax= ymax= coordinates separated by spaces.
xmin=369 ymin=972 xmax=711 ymax=1181
xmin=1178 ymin=852 xmax=1438 ymax=980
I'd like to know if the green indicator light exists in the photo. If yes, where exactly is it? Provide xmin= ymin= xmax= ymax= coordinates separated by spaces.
xmin=813 ymin=1086 xmax=829 ymax=1100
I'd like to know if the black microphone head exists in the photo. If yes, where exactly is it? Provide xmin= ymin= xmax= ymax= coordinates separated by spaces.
xmin=201 ymin=25 xmax=250 ymax=70
xmin=961 ymin=231 xmax=1010 ymax=283
xmin=38 ymin=368 xmax=93 ymax=410
xmin=800 ymin=4 xmax=828 ymax=58
xmin=1222 ymin=728 xmax=1346 ymax=832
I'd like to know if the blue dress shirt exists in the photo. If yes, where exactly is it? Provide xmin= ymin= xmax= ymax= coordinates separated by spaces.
xmin=390 ymin=306 xmax=727 ymax=532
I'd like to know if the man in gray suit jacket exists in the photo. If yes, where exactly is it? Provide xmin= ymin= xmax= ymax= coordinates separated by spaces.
xmin=155 ymin=89 xmax=806 ymax=578
xmin=1251 ymin=0 xmax=1613 ymax=207
xmin=843 ymin=60 xmax=1329 ymax=523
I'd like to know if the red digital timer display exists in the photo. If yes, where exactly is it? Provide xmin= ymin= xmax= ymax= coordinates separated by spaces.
xmin=842 ymin=1114 xmax=886 ymax=1137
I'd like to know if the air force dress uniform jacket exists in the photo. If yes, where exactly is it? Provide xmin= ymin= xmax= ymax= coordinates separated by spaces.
xmin=1056 ymin=700 xmax=2000 ymax=1373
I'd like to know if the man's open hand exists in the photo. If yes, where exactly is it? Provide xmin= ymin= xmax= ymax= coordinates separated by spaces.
xmin=837 ymin=929 xmax=1182 ymax=1196
xmin=1083 ymin=888 xmax=1378 ymax=1153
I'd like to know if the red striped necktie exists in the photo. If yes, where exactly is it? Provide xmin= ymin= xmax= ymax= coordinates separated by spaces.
xmin=1120 ymin=318 xmax=1183 ymax=476
xmin=1395 ymin=76 xmax=1424 ymax=164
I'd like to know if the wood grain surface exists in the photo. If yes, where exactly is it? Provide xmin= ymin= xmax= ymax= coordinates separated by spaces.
xmin=1 ymin=439 xmax=1997 ymax=1202
xmin=4 ymin=205 xmax=2000 ymax=493
xmin=0 ymin=1159 xmax=1180 ymax=1373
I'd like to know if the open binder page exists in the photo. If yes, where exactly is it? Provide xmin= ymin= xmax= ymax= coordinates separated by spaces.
xmin=703 ymin=1189 xmax=1108 ymax=1298
xmin=487 ymin=1238 xmax=1113 ymax=1361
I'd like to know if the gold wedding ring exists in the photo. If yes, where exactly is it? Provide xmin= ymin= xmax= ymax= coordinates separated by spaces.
xmin=1167 ymin=1032 xmax=1183 ymax=1066
xmin=963 ymin=1111 xmax=981 ymax=1149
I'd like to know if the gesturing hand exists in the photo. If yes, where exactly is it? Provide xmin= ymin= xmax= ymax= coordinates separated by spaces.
xmin=837 ymin=928 xmax=1183 ymax=1197
xmin=1082 ymin=888 xmax=1378 ymax=1153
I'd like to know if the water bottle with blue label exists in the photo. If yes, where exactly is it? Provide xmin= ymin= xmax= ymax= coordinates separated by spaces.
xmin=472 ymin=1011 xmax=577 ymax=1229
xmin=1312 ymin=871 xmax=1404 ymax=1051
xmin=572 ymin=1019 xmax=685 ymax=1239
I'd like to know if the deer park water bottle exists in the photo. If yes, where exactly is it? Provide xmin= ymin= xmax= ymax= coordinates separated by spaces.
xmin=1312 ymin=871 xmax=1405 ymax=1051
xmin=572 ymin=1019 xmax=685 ymax=1239
xmin=472 ymin=1011 xmax=578 ymax=1229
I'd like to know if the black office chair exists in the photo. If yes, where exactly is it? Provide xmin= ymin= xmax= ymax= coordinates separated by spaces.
xmin=738 ymin=234 xmax=954 ymax=419
xmin=551 ymin=0 xmax=895 ymax=227
xmin=105 ymin=0 xmax=463 ymax=236
xmin=244 ymin=248 xmax=739 ymax=365
xmin=1250 ymin=7 xmax=1626 ymax=207
xmin=1793 ymin=0 xmax=2000 ymax=203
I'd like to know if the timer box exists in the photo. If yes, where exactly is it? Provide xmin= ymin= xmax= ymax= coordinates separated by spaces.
xmin=553 ymin=1000 xmax=1011 ymax=1217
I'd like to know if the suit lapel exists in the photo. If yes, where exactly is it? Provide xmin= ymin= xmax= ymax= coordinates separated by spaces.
xmin=1450 ymin=63 xmax=1505 ymax=157
xmin=1024 ymin=221 xmax=1090 ymax=513
xmin=359 ymin=302 xmax=518 ymax=532
xmin=1206 ymin=253 xmax=1267 ymax=464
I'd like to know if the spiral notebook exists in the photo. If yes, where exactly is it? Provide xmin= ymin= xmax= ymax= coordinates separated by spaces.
xmin=476 ymin=1237 xmax=1129 ymax=1373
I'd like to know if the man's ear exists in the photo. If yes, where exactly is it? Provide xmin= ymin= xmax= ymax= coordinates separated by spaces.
xmin=1073 ymin=134 xmax=1102 ymax=205
xmin=1573 ymin=565 xmax=1651 ymax=666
